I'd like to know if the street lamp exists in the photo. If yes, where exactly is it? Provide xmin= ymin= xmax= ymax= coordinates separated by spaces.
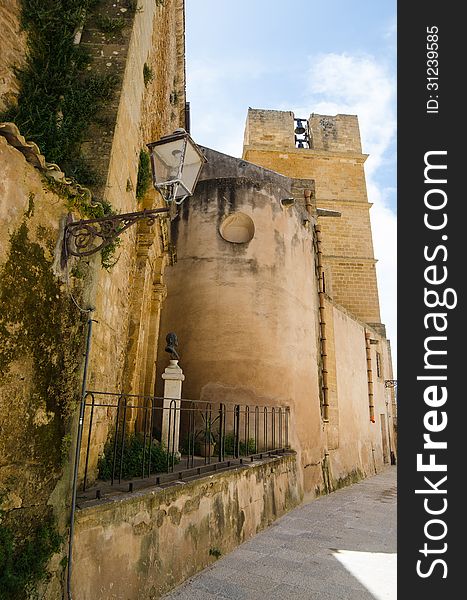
xmin=61 ymin=129 xmax=205 ymax=267
xmin=147 ymin=128 xmax=206 ymax=204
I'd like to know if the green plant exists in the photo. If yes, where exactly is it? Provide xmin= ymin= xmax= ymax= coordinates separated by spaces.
xmin=66 ymin=157 xmax=103 ymax=187
xmin=0 ymin=515 xmax=62 ymax=599
xmin=98 ymin=433 xmax=177 ymax=480
xmin=127 ymin=0 xmax=143 ymax=13
xmin=193 ymin=420 xmax=218 ymax=457
xmin=70 ymin=262 xmax=86 ymax=279
xmin=96 ymin=15 xmax=126 ymax=34
xmin=44 ymin=176 xmax=121 ymax=269
xmin=100 ymin=237 xmax=121 ymax=271
xmin=0 ymin=1 xmax=118 ymax=184
xmin=143 ymin=63 xmax=154 ymax=86
xmin=223 ymin=433 xmax=256 ymax=456
xmin=136 ymin=149 xmax=152 ymax=200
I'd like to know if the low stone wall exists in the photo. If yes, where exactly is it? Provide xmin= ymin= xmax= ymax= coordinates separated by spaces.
xmin=72 ymin=453 xmax=302 ymax=599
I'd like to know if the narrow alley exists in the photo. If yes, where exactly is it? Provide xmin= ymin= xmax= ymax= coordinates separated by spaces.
xmin=163 ymin=468 xmax=397 ymax=600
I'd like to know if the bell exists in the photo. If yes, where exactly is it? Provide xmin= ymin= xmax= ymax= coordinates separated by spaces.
xmin=297 ymin=141 xmax=304 ymax=148
xmin=294 ymin=120 xmax=306 ymax=135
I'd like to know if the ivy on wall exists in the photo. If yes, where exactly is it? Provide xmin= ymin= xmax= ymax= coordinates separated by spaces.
xmin=1 ymin=0 xmax=116 ymax=183
xmin=0 ymin=511 xmax=62 ymax=600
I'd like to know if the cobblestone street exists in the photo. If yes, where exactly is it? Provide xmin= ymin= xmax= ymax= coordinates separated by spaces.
xmin=163 ymin=467 xmax=397 ymax=600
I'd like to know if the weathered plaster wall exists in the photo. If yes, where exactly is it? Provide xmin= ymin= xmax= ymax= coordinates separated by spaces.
xmin=322 ymin=297 xmax=396 ymax=486
xmin=157 ymin=149 xmax=325 ymax=495
xmin=72 ymin=454 xmax=301 ymax=599
xmin=0 ymin=136 xmax=86 ymax=598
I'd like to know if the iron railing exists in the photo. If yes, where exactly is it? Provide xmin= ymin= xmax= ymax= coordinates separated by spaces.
xmin=81 ymin=391 xmax=290 ymax=492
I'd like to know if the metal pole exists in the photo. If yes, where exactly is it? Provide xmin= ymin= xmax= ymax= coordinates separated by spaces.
xmin=67 ymin=315 xmax=95 ymax=599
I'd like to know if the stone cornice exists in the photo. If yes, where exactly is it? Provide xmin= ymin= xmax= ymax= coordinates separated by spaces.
xmin=324 ymin=255 xmax=378 ymax=264
xmin=243 ymin=144 xmax=368 ymax=163
xmin=317 ymin=200 xmax=374 ymax=208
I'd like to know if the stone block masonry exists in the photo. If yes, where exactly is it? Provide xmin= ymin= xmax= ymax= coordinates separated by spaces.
xmin=243 ymin=108 xmax=381 ymax=325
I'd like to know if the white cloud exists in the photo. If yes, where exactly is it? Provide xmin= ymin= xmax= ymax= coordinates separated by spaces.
xmin=297 ymin=53 xmax=397 ymax=370
xmin=187 ymin=58 xmax=269 ymax=157
xmin=305 ymin=53 xmax=396 ymax=178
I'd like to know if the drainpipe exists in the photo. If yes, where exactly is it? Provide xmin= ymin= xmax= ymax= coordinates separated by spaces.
xmin=365 ymin=331 xmax=375 ymax=422
xmin=67 ymin=315 xmax=95 ymax=599
xmin=311 ymin=201 xmax=329 ymax=423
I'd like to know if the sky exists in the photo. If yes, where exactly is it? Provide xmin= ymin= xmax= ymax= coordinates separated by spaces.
xmin=185 ymin=0 xmax=397 ymax=371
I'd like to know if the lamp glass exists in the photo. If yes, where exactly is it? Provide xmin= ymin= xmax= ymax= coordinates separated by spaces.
xmin=151 ymin=138 xmax=185 ymax=187
xmin=180 ymin=140 xmax=204 ymax=195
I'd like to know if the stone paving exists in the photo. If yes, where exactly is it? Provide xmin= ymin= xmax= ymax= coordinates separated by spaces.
xmin=163 ymin=467 xmax=397 ymax=600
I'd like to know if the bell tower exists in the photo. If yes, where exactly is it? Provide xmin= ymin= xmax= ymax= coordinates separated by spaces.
xmin=243 ymin=108 xmax=383 ymax=330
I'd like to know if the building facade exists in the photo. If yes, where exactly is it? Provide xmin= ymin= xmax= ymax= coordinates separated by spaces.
xmin=157 ymin=109 xmax=397 ymax=495
xmin=0 ymin=0 xmax=396 ymax=595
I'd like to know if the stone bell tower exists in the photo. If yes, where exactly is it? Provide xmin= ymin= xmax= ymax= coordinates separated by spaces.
xmin=243 ymin=108 xmax=383 ymax=331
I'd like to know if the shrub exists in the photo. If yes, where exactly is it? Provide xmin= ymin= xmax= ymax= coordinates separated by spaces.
xmin=98 ymin=433 xmax=177 ymax=480
xmin=0 ymin=515 xmax=62 ymax=599
xmin=223 ymin=433 xmax=256 ymax=456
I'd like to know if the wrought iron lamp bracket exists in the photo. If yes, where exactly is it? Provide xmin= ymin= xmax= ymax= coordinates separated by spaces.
xmin=61 ymin=207 xmax=169 ymax=268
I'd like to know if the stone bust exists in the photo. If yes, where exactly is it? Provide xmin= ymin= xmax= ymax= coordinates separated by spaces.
xmin=165 ymin=332 xmax=180 ymax=361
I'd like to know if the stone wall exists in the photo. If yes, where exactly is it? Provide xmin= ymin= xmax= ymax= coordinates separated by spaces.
xmin=323 ymin=301 xmax=393 ymax=485
xmin=241 ymin=107 xmax=397 ymax=477
xmin=74 ymin=0 xmax=186 ymax=482
xmin=72 ymin=454 xmax=301 ymax=599
xmin=243 ymin=108 xmax=381 ymax=325
xmin=0 ymin=0 xmax=26 ymax=113
xmin=0 ymin=1 xmax=186 ymax=596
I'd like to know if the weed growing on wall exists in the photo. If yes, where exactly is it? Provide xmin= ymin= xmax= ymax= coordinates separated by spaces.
xmin=96 ymin=14 xmax=126 ymax=34
xmin=44 ymin=177 xmax=121 ymax=269
xmin=0 ymin=509 xmax=62 ymax=599
xmin=143 ymin=63 xmax=154 ymax=86
xmin=136 ymin=149 xmax=152 ymax=200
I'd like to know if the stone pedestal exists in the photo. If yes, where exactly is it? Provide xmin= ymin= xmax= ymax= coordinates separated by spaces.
xmin=161 ymin=360 xmax=185 ymax=454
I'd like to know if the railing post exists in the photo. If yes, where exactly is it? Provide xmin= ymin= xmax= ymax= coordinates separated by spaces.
xmin=218 ymin=403 xmax=225 ymax=462
xmin=82 ymin=393 xmax=95 ymax=491
xmin=67 ymin=315 xmax=95 ymax=600
xmin=234 ymin=405 xmax=240 ymax=458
